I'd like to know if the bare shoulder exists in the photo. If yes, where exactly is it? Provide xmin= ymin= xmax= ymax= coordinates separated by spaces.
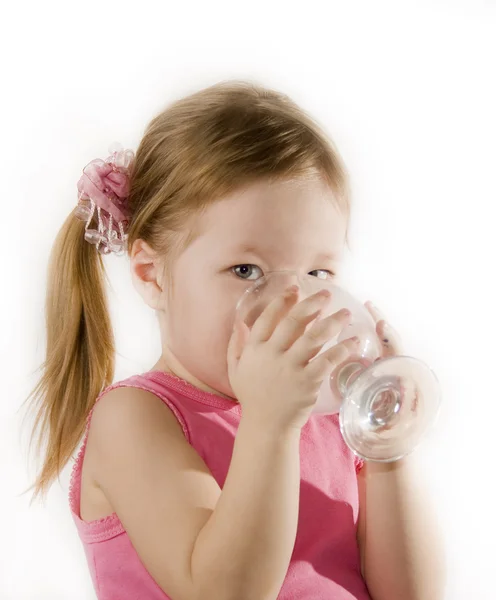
xmin=84 ymin=385 xmax=221 ymax=600
xmin=88 ymin=384 xmax=187 ymax=449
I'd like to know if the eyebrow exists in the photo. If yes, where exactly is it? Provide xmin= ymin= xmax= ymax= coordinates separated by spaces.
xmin=314 ymin=252 xmax=340 ymax=262
xmin=234 ymin=244 xmax=339 ymax=262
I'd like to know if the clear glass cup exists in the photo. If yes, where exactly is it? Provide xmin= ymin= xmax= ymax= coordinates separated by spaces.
xmin=235 ymin=270 xmax=441 ymax=462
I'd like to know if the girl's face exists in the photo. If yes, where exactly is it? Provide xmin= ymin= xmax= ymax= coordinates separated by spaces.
xmin=155 ymin=177 xmax=348 ymax=399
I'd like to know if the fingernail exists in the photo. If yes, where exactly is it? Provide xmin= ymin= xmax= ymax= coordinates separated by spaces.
xmin=317 ymin=289 xmax=331 ymax=299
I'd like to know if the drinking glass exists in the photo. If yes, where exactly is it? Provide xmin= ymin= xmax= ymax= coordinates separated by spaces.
xmin=235 ymin=270 xmax=441 ymax=462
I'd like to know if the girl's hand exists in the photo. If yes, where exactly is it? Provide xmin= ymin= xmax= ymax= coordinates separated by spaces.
xmin=364 ymin=301 xmax=403 ymax=359
xmin=227 ymin=286 xmax=360 ymax=432
xmin=365 ymin=302 xmax=440 ymax=414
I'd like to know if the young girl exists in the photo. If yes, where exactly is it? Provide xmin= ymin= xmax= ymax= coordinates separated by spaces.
xmin=27 ymin=81 xmax=445 ymax=600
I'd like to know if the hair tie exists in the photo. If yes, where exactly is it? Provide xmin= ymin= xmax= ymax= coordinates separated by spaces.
xmin=74 ymin=142 xmax=135 ymax=256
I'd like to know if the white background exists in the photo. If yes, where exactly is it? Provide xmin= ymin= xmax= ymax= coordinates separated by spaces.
xmin=1 ymin=1 xmax=495 ymax=598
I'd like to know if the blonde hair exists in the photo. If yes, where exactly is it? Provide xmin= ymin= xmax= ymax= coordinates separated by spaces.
xmin=26 ymin=80 xmax=352 ymax=498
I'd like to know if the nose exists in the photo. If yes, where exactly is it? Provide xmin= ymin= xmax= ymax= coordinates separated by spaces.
xmin=264 ymin=270 xmax=301 ymax=293
xmin=237 ymin=270 xmax=302 ymax=329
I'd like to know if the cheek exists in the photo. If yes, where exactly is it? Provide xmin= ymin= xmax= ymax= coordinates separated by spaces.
xmin=166 ymin=282 xmax=238 ymax=373
xmin=165 ymin=274 xmax=253 ymax=397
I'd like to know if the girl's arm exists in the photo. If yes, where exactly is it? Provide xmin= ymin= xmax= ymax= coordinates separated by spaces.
xmin=357 ymin=303 xmax=447 ymax=599
xmin=191 ymin=416 xmax=302 ymax=600
xmin=356 ymin=453 xmax=447 ymax=600
xmin=89 ymin=387 xmax=302 ymax=600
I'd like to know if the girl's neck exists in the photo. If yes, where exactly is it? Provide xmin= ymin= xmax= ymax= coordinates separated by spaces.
xmin=149 ymin=353 xmax=235 ymax=401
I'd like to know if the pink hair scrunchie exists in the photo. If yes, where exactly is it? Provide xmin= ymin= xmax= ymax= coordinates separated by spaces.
xmin=75 ymin=143 xmax=135 ymax=256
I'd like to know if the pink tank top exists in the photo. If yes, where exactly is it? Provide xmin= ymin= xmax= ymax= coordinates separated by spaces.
xmin=70 ymin=370 xmax=371 ymax=599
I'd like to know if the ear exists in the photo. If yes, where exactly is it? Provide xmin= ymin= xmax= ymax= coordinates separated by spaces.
xmin=130 ymin=239 xmax=167 ymax=310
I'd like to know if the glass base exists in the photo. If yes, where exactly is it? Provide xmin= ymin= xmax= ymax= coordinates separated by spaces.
xmin=339 ymin=355 xmax=441 ymax=462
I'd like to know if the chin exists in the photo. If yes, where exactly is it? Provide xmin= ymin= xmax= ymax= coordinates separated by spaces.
xmin=168 ymin=341 xmax=236 ymax=400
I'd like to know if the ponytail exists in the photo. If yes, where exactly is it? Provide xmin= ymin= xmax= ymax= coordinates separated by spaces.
xmin=26 ymin=210 xmax=115 ymax=499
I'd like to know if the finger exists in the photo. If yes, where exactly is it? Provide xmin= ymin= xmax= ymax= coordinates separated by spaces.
xmin=376 ymin=319 xmax=402 ymax=357
xmin=227 ymin=318 xmax=251 ymax=373
xmin=249 ymin=285 xmax=300 ymax=343
xmin=364 ymin=300 xmax=384 ymax=323
xmin=269 ymin=289 xmax=333 ymax=352
xmin=365 ymin=301 xmax=403 ymax=356
xmin=306 ymin=337 xmax=361 ymax=381
xmin=289 ymin=308 xmax=352 ymax=365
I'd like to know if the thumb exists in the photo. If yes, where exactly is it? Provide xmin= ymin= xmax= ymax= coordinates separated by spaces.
xmin=227 ymin=318 xmax=250 ymax=371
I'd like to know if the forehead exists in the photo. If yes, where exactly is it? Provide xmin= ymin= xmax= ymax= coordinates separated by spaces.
xmin=193 ymin=178 xmax=347 ymax=258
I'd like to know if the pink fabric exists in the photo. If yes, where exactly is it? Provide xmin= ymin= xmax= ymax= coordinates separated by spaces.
xmin=76 ymin=149 xmax=134 ymax=224
xmin=70 ymin=371 xmax=370 ymax=599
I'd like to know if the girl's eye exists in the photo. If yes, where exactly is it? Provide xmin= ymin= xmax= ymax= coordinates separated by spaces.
xmin=232 ymin=266 xmax=334 ymax=281
xmin=232 ymin=264 xmax=263 ymax=280
xmin=309 ymin=269 xmax=334 ymax=280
